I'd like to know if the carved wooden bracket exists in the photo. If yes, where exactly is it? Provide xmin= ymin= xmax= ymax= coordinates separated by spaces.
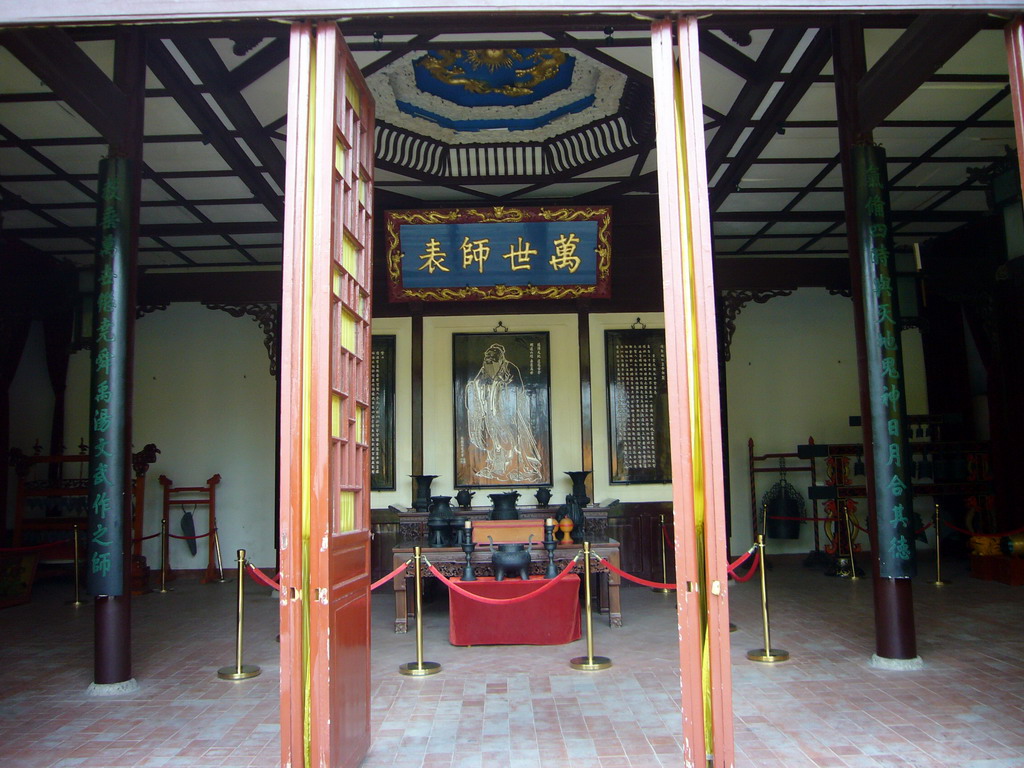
xmin=718 ymin=289 xmax=794 ymax=361
xmin=203 ymin=302 xmax=281 ymax=377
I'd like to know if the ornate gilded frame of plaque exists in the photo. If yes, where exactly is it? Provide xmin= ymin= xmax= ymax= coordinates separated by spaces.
xmin=605 ymin=328 xmax=672 ymax=484
xmin=370 ymin=335 xmax=396 ymax=491
xmin=452 ymin=331 xmax=552 ymax=488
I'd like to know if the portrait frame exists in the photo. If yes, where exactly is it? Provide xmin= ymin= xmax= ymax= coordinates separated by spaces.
xmin=370 ymin=335 xmax=396 ymax=491
xmin=452 ymin=332 xmax=552 ymax=489
xmin=605 ymin=328 xmax=672 ymax=484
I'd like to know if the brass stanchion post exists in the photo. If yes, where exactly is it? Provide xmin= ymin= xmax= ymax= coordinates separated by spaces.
xmin=746 ymin=534 xmax=789 ymax=663
xmin=159 ymin=517 xmax=171 ymax=593
xmin=843 ymin=500 xmax=861 ymax=581
xmin=212 ymin=529 xmax=227 ymax=583
xmin=652 ymin=514 xmax=675 ymax=594
xmin=930 ymin=502 xmax=950 ymax=586
xmin=217 ymin=549 xmax=261 ymax=680
xmin=399 ymin=546 xmax=441 ymax=676
xmin=571 ymin=542 xmax=612 ymax=671
xmin=66 ymin=524 xmax=86 ymax=606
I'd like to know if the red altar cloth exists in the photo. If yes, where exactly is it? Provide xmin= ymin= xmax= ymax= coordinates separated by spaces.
xmin=448 ymin=575 xmax=581 ymax=646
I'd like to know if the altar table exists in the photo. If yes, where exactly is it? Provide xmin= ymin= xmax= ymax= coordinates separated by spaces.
xmin=448 ymin=575 xmax=581 ymax=646
xmin=390 ymin=539 xmax=621 ymax=633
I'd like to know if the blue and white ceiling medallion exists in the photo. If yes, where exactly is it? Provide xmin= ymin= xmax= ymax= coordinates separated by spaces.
xmin=368 ymin=48 xmax=627 ymax=144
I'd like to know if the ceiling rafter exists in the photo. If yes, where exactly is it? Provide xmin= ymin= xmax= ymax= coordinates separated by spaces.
xmin=172 ymin=36 xmax=286 ymax=190
xmin=888 ymin=85 xmax=1011 ymax=188
xmin=697 ymin=29 xmax=758 ymax=80
xmin=361 ymin=33 xmax=438 ymax=78
xmin=146 ymin=38 xmax=284 ymax=220
xmin=735 ymin=156 xmax=841 ymax=253
xmin=705 ymin=27 xmax=808 ymax=174
xmin=225 ymin=35 xmax=289 ymax=90
xmin=856 ymin=13 xmax=987 ymax=135
xmin=546 ymin=31 xmax=651 ymax=81
xmin=709 ymin=28 xmax=833 ymax=211
xmin=0 ymin=27 xmax=128 ymax=147
xmin=140 ymin=164 xmax=258 ymax=264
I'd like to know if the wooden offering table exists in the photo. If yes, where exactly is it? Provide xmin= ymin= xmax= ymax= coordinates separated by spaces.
xmin=391 ymin=537 xmax=622 ymax=633
xmin=448 ymin=575 xmax=581 ymax=646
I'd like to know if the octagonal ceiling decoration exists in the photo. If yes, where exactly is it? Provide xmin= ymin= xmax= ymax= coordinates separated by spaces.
xmin=371 ymin=47 xmax=626 ymax=142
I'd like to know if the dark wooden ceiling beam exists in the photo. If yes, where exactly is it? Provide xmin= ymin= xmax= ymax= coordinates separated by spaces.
xmin=547 ymin=31 xmax=650 ymax=81
xmin=710 ymin=28 xmax=833 ymax=211
xmin=0 ymin=28 xmax=129 ymax=146
xmin=855 ymin=14 xmax=987 ymax=135
xmin=146 ymin=39 xmax=283 ymax=220
xmin=888 ymin=85 xmax=1010 ymax=188
xmin=225 ymin=36 xmax=289 ymax=89
xmin=705 ymin=27 xmax=807 ymax=174
xmin=172 ymin=37 xmax=286 ymax=190
xmin=697 ymin=29 xmax=758 ymax=80
xmin=360 ymin=34 xmax=437 ymax=78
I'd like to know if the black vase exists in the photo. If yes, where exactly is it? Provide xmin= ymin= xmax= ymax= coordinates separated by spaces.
xmin=410 ymin=474 xmax=438 ymax=512
xmin=561 ymin=494 xmax=585 ymax=544
xmin=565 ymin=470 xmax=591 ymax=507
xmin=489 ymin=491 xmax=521 ymax=520
xmin=534 ymin=487 xmax=553 ymax=508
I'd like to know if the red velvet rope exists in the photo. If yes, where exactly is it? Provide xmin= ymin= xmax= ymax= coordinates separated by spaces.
xmin=427 ymin=558 xmax=578 ymax=606
xmin=0 ymin=539 xmax=70 ymax=553
xmin=245 ymin=563 xmax=281 ymax=590
xmin=730 ymin=551 xmax=760 ymax=583
xmin=726 ymin=545 xmax=757 ymax=575
xmin=132 ymin=532 xmax=161 ymax=543
xmin=593 ymin=543 xmax=759 ymax=591
xmin=168 ymin=530 xmax=214 ymax=540
xmin=597 ymin=556 xmax=676 ymax=590
xmin=370 ymin=559 xmax=413 ymax=592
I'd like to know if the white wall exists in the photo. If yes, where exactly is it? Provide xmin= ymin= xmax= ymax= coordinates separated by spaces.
xmin=58 ymin=303 xmax=276 ymax=568
xmin=726 ymin=288 xmax=930 ymax=554
xmin=7 ymin=289 xmax=935 ymax=568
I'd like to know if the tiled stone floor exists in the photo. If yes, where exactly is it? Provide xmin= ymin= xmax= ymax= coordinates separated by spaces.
xmin=0 ymin=555 xmax=1021 ymax=767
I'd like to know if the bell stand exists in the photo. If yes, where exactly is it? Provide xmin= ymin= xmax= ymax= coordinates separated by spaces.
xmin=748 ymin=437 xmax=825 ymax=567
xmin=159 ymin=473 xmax=224 ymax=583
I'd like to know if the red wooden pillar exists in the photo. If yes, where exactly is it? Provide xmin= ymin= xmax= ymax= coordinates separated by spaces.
xmin=1007 ymin=19 xmax=1024 ymax=198
xmin=651 ymin=17 xmax=734 ymax=767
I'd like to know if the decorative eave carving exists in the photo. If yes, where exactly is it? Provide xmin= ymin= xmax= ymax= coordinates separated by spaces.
xmin=136 ymin=303 xmax=169 ymax=319
xmin=718 ymin=289 xmax=794 ymax=362
xmin=203 ymin=302 xmax=281 ymax=377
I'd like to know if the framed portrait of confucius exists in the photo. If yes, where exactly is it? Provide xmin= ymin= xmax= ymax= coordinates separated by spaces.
xmin=452 ymin=332 xmax=552 ymax=489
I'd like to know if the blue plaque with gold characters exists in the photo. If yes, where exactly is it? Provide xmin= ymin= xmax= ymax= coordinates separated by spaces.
xmin=385 ymin=206 xmax=611 ymax=301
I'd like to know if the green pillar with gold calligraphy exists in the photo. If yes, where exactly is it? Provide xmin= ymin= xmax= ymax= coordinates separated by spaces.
xmin=86 ymin=157 xmax=132 ymax=598
xmin=852 ymin=144 xmax=917 ymax=580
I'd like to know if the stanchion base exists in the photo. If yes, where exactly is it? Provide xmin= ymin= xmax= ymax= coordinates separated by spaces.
xmin=746 ymin=648 xmax=789 ymax=663
xmin=651 ymin=587 xmax=675 ymax=594
xmin=65 ymin=599 xmax=87 ymax=606
xmin=399 ymin=661 xmax=441 ymax=676
xmin=217 ymin=664 xmax=262 ymax=680
xmin=570 ymin=656 xmax=612 ymax=671
xmin=158 ymin=588 xmax=174 ymax=593
xmin=930 ymin=579 xmax=951 ymax=586
xmin=825 ymin=556 xmax=864 ymax=579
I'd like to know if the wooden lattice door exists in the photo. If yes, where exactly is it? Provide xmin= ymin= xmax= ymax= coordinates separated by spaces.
xmin=279 ymin=21 xmax=375 ymax=768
